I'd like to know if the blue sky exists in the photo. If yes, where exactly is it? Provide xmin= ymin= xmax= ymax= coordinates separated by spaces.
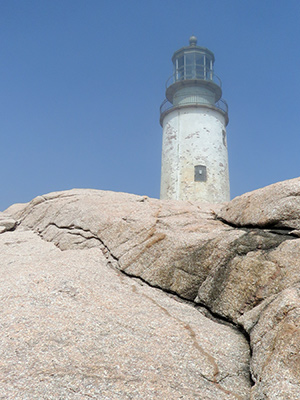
xmin=1 ymin=0 xmax=300 ymax=210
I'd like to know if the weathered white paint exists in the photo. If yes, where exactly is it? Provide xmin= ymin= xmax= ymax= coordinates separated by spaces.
xmin=160 ymin=105 xmax=230 ymax=203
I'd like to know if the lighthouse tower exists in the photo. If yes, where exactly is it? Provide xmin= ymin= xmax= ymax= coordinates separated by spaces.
xmin=159 ymin=36 xmax=230 ymax=203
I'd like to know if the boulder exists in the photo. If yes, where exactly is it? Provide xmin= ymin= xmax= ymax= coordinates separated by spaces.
xmin=217 ymin=177 xmax=300 ymax=230
xmin=241 ymin=287 xmax=300 ymax=400
xmin=194 ymin=230 xmax=300 ymax=398
xmin=10 ymin=189 xmax=230 ymax=301
xmin=0 ymin=211 xmax=16 ymax=233
xmin=196 ymin=230 xmax=297 ymax=322
xmin=5 ymin=183 xmax=300 ymax=399
xmin=0 ymin=228 xmax=250 ymax=399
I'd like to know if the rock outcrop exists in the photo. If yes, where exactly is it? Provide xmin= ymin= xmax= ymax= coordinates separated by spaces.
xmin=2 ymin=177 xmax=300 ymax=399
xmin=218 ymin=177 xmax=300 ymax=231
xmin=214 ymin=178 xmax=300 ymax=399
xmin=7 ymin=190 xmax=230 ymax=301
xmin=0 ymin=214 xmax=249 ymax=399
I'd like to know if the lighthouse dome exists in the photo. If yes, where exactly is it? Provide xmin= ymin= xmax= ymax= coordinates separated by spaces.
xmin=189 ymin=35 xmax=197 ymax=46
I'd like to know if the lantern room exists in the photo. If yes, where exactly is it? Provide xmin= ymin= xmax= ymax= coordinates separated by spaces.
xmin=172 ymin=35 xmax=215 ymax=82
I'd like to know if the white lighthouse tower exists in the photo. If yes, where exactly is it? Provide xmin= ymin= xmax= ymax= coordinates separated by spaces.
xmin=160 ymin=36 xmax=230 ymax=203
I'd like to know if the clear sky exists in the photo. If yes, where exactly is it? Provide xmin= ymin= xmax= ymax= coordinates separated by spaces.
xmin=1 ymin=0 xmax=300 ymax=210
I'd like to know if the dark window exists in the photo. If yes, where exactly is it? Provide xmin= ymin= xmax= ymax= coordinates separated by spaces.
xmin=205 ymin=57 xmax=213 ymax=80
xmin=185 ymin=53 xmax=194 ymax=79
xmin=178 ymin=56 xmax=184 ymax=80
xmin=194 ymin=165 xmax=207 ymax=182
xmin=195 ymin=54 xmax=205 ymax=79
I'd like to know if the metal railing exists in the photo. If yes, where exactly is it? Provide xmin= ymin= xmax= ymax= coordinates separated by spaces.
xmin=165 ymin=66 xmax=222 ymax=89
xmin=159 ymin=97 xmax=228 ymax=117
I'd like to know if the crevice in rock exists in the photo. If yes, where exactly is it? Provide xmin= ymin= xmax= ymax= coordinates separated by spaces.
xmin=42 ymin=223 xmax=253 ymax=335
xmin=199 ymin=305 xmax=255 ymax=388
xmin=38 ymin=222 xmax=120 ymax=263
xmin=185 ymin=229 xmax=293 ymax=314
xmin=115 ymin=266 xmax=197 ymax=305
xmin=34 ymin=221 xmax=255 ymax=392
xmin=140 ymin=294 xmax=245 ymax=399
xmin=216 ymin=215 xmax=299 ymax=238
xmin=0 ymin=224 xmax=17 ymax=234
xmin=38 ymin=222 xmax=253 ymax=332
xmin=119 ymin=267 xmax=254 ymax=394
xmin=119 ymin=267 xmax=250 ymax=335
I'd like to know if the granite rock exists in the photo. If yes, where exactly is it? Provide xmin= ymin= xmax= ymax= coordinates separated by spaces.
xmin=242 ymin=287 xmax=300 ymax=400
xmin=5 ymin=182 xmax=300 ymax=399
xmin=0 ymin=211 xmax=16 ymax=233
xmin=217 ymin=177 xmax=300 ymax=230
xmin=0 ymin=228 xmax=250 ymax=399
xmin=10 ymin=189 xmax=230 ymax=301
xmin=196 ymin=229 xmax=296 ymax=322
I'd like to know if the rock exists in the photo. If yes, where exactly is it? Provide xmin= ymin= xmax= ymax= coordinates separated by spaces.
xmin=0 ymin=228 xmax=250 ymax=399
xmin=244 ymin=287 xmax=300 ymax=400
xmin=217 ymin=177 xmax=300 ymax=230
xmin=0 ymin=211 xmax=16 ymax=233
xmin=9 ymin=189 xmax=230 ymax=301
xmin=4 ymin=202 xmax=28 ymax=219
xmin=193 ymin=229 xmax=300 ymax=398
xmin=5 ymin=184 xmax=300 ymax=399
xmin=196 ymin=229 xmax=296 ymax=322
xmin=196 ymin=180 xmax=300 ymax=399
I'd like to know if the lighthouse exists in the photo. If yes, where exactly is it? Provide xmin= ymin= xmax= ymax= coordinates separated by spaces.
xmin=159 ymin=36 xmax=230 ymax=203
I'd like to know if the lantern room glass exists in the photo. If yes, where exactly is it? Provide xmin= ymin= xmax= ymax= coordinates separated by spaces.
xmin=174 ymin=51 xmax=213 ymax=82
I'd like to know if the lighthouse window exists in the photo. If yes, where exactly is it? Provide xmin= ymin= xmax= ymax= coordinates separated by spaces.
xmin=185 ymin=53 xmax=194 ymax=79
xmin=205 ymin=57 xmax=213 ymax=80
xmin=196 ymin=54 xmax=205 ymax=79
xmin=194 ymin=165 xmax=207 ymax=182
xmin=177 ymin=56 xmax=184 ymax=80
xmin=196 ymin=54 xmax=205 ymax=65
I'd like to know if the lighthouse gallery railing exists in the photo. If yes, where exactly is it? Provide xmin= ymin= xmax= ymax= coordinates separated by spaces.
xmin=159 ymin=97 xmax=228 ymax=117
